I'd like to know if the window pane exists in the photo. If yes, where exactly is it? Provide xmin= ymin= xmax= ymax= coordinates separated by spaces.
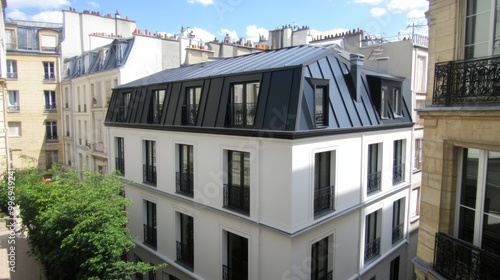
xmin=315 ymin=152 xmax=331 ymax=190
xmin=461 ymin=148 xmax=479 ymax=208
xmin=458 ymin=207 xmax=475 ymax=244
xmin=482 ymin=213 xmax=500 ymax=254
xmin=315 ymin=87 xmax=324 ymax=125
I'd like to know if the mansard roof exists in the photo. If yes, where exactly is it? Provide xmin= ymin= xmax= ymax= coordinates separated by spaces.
xmin=106 ymin=45 xmax=413 ymax=139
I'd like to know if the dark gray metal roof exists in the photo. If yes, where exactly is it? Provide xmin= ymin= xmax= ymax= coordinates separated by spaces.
xmin=118 ymin=45 xmax=332 ymax=88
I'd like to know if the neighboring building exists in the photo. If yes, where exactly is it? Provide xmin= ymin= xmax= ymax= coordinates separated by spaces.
xmin=311 ymin=29 xmax=428 ymax=279
xmin=0 ymin=0 xmax=8 ymax=172
xmin=106 ymin=45 xmax=414 ymax=280
xmin=4 ymin=19 xmax=63 ymax=169
xmin=413 ymin=0 xmax=500 ymax=279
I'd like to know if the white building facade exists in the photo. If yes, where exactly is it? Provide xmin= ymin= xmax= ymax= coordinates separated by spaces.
xmin=106 ymin=45 xmax=414 ymax=280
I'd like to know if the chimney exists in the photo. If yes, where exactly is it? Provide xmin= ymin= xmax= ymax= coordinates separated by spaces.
xmin=115 ymin=10 xmax=121 ymax=18
xmin=350 ymin=53 xmax=365 ymax=102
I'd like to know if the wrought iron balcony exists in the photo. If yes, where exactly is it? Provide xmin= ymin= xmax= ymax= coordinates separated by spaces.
xmin=367 ymin=171 xmax=382 ymax=194
xmin=115 ymin=157 xmax=125 ymax=175
xmin=222 ymin=264 xmax=248 ymax=280
xmin=7 ymin=105 xmax=20 ymax=112
xmin=182 ymin=105 xmax=199 ymax=125
xmin=433 ymin=56 xmax=500 ymax=105
xmin=314 ymin=185 xmax=335 ymax=217
xmin=44 ymin=104 xmax=57 ymax=111
xmin=392 ymin=223 xmax=404 ymax=244
xmin=364 ymin=237 xmax=381 ymax=263
xmin=143 ymin=224 xmax=157 ymax=247
xmin=223 ymin=184 xmax=250 ymax=215
xmin=46 ymin=134 xmax=58 ymax=142
xmin=117 ymin=106 xmax=128 ymax=122
xmin=434 ymin=232 xmax=500 ymax=280
xmin=392 ymin=163 xmax=405 ymax=185
xmin=176 ymin=241 xmax=194 ymax=267
xmin=43 ymin=73 xmax=56 ymax=81
xmin=314 ymin=270 xmax=333 ymax=280
xmin=143 ymin=164 xmax=157 ymax=185
xmin=6 ymin=72 xmax=17 ymax=79
xmin=226 ymin=103 xmax=256 ymax=127
xmin=176 ymin=172 xmax=193 ymax=196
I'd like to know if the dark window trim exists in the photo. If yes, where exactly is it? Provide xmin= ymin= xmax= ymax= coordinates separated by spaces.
xmin=307 ymin=78 xmax=330 ymax=129
xmin=225 ymin=81 xmax=260 ymax=128
xmin=183 ymin=86 xmax=202 ymax=125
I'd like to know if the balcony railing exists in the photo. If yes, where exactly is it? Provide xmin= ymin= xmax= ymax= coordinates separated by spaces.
xmin=367 ymin=171 xmax=382 ymax=194
xmin=392 ymin=223 xmax=404 ymax=244
xmin=6 ymin=72 xmax=17 ymax=79
xmin=433 ymin=56 xmax=500 ymax=105
xmin=176 ymin=172 xmax=193 ymax=196
xmin=44 ymin=104 xmax=57 ymax=111
xmin=364 ymin=237 xmax=381 ymax=263
xmin=44 ymin=73 xmax=55 ymax=81
xmin=182 ymin=105 xmax=199 ymax=125
xmin=46 ymin=134 xmax=58 ymax=142
xmin=115 ymin=157 xmax=125 ymax=175
xmin=176 ymin=241 xmax=194 ymax=267
xmin=226 ymin=103 xmax=256 ymax=127
xmin=222 ymin=264 xmax=248 ymax=280
xmin=143 ymin=224 xmax=157 ymax=247
xmin=392 ymin=163 xmax=405 ymax=185
xmin=223 ymin=184 xmax=250 ymax=214
xmin=314 ymin=271 xmax=333 ymax=280
xmin=434 ymin=232 xmax=500 ymax=280
xmin=143 ymin=164 xmax=157 ymax=185
xmin=314 ymin=185 xmax=335 ymax=217
xmin=7 ymin=105 xmax=20 ymax=112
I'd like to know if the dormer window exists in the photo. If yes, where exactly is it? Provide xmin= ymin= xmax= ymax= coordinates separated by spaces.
xmin=183 ymin=87 xmax=201 ymax=125
xmin=226 ymin=82 xmax=259 ymax=127
xmin=315 ymin=85 xmax=329 ymax=127
xmin=118 ymin=92 xmax=131 ymax=122
xmin=392 ymin=87 xmax=402 ymax=117
xmin=98 ymin=48 xmax=107 ymax=70
xmin=149 ymin=90 xmax=166 ymax=124
xmin=381 ymin=86 xmax=388 ymax=119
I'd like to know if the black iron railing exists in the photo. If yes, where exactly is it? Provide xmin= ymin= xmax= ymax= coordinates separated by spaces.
xmin=223 ymin=184 xmax=250 ymax=214
xmin=314 ymin=270 xmax=333 ymax=280
xmin=222 ymin=264 xmax=248 ymax=280
xmin=143 ymin=164 xmax=157 ymax=185
xmin=433 ymin=56 xmax=500 ymax=105
xmin=176 ymin=241 xmax=194 ymax=267
xmin=44 ymin=73 xmax=55 ymax=81
xmin=117 ymin=106 xmax=128 ymax=122
xmin=364 ymin=237 xmax=381 ymax=263
xmin=314 ymin=185 xmax=335 ymax=217
xmin=176 ymin=172 xmax=193 ymax=196
xmin=392 ymin=164 xmax=405 ymax=185
xmin=7 ymin=105 xmax=19 ymax=112
xmin=115 ymin=157 xmax=125 ymax=175
xmin=46 ymin=134 xmax=58 ymax=141
xmin=367 ymin=171 xmax=382 ymax=194
xmin=143 ymin=224 xmax=157 ymax=247
xmin=226 ymin=103 xmax=256 ymax=127
xmin=44 ymin=104 xmax=57 ymax=111
xmin=182 ymin=105 xmax=199 ymax=125
xmin=392 ymin=223 xmax=404 ymax=244
xmin=434 ymin=232 xmax=500 ymax=280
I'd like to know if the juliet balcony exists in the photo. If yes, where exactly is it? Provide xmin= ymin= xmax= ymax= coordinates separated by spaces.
xmin=433 ymin=56 xmax=500 ymax=105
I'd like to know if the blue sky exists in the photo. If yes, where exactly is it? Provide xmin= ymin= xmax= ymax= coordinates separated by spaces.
xmin=6 ymin=0 xmax=428 ymax=43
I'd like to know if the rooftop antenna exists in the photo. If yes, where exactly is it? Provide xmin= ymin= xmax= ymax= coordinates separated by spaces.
xmin=406 ymin=17 xmax=428 ymax=39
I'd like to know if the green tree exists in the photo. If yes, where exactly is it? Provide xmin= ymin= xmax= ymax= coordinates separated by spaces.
xmin=12 ymin=165 xmax=164 ymax=279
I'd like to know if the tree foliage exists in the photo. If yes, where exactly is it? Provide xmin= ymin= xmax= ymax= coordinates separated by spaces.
xmin=10 ymin=165 xmax=164 ymax=279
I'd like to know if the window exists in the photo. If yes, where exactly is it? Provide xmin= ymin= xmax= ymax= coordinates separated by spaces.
xmin=65 ymin=115 xmax=70 ymax=136
xmin=390 ymin=256 xmax=400 ymax=280
xmin=176 ymin=144 xmax=194 ymax=196
xmin=8 ymin=122 xmax=21 ymax=137
xmin=134 ymin=255 xmax=144 ymax=280
xmin=183 ymin=87 xmax=201 ymax=125
xmin=177 ymin=213 xmax=194 ymax=268
xmin=149 ymin=90 xmax=166 ymax=124
xmin=311 ymin=236 xmax=333 ymax=280
xmin=381 ymin=86 xmax=388 ymax=118
xmin=367 ymin=143 xmax=382 ymax=194
xmin=314 ymin=151 xmax=335 ymax=217
xmin=6 ymin=60 xmax=17 ymax=79
xmin=393 ymin=140 xmax=405 ymax=185
xmin=118 ymin=92 xmax=131 ymax=122
xmin=7 ymin=91 xmax=19 ymax=112
xmin=5 ymin=29 xmax=16 ymax=50
xmin=392 ymin=87 xmax=402 ymax=116
xmin=315 ymin=85 xmax=329 ymax=127
xmin=364 ymin=210 xmax=381 ymax=263
xmin=44 ymin=91 xmax=57 ymax=111
xmin=392 ymin=199 xmax=404 ymax=244
xmin=43 ymin=62 xmax=55 ymax=80
xmin=46 ymin=121 xmax=58 ymax=141
xmin=64 ymin=87 xmax=70 ymax=108
xmin=143 ymin=140 xmax=156 ymax=185
xmin=465 ymin=0 xmax=500 ymax=59
xmin=224 ymin=151 xmax=250 ymax=214
xmin=115 ymin=137 xmax=125 ymax=175
xmin=226 ymin=82 xmax=259 ymax=127
xmin=144 ymin=200 xmax=157 ymax=247
xmin=18 ymin=28 xmax=38 ymax=50
xmin=46 ymin=150 xmax=58 ymax=170
xmin=410 ymin=187 xmax=420 ymax=220
xmin=41 ymin=34 xmax=57 ymax=52
xmin=457 ymin=148 xmax=500 ymax=255
xmin=223 ymin=231 xmax=248 ymax=280
xmin=414 ymin=138 xmax=423 ymax=171
xmin=415 ymin=54 xmax=427 ymax=93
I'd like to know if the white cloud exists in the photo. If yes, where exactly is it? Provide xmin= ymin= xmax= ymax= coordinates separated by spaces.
xmin=8 ymin=0 xmax=70 ymax=9
xmin=407 ymin=9 xmax=427 ymax=19
xmin=86 ymin=1 xmax=100 ymax=9
xmin=190 ymin=27 xmax=217 ymax=43
xmin=220 ymin=28 xmax=238 ymax=42
xmin=187 ymin=0 xmax=214 ymax=5
xmin=387 ymin=0 xmax=428 ymax=12
xmin=245 ymin=25 xmax=268 ymax=43
xmin=353 ymin=0 xmax=384 ymax=4
xmin=7 ymin=9 xmax=63 ymax=23
xmin=370 ymin=7 xmax=386 ymax=16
